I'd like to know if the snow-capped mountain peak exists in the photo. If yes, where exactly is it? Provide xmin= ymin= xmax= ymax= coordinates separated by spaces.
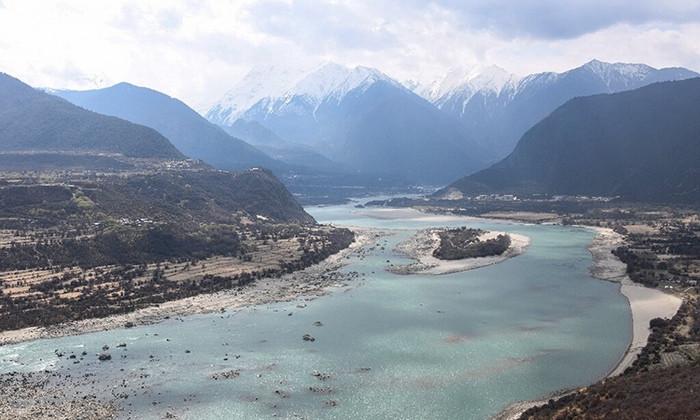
xmin=283 ymin=62 xmax=396 ymax=104
xmin=207 ymin=62 xmax=399 ymax=125
xmin=583 ymin=59 xmax=653 ymax=77
xmin=206 ymin=64 xmax=310 ymax=125
xmin=401 ymin=79 xmax=420 ymax=91
xmin=579 ymin=59 xmax=655 ymax=89
xmin=332 ymin=65 xmax=397 ymax=98
xmin=413 ymin=64 xmax=519 ymax=103
xmin=286 ymin=62 xmax=350 ymax=102
xmin=468 ymin=65 xmax=518 ymax=93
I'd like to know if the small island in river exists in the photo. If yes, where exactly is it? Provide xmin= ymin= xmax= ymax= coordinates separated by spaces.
xmin=433 ymin=227 xmax=512 ymax=260
xmin=390 ymin=226 xmax=530 ymax=275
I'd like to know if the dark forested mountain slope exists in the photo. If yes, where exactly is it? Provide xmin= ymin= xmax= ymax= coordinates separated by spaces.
xmin=0 ymin=73 xmax=183 ymax=159
xmin=83 ymin=168 xmax=316 ymax=224
xmin=442 ymin=78 xmax=700 ymax=203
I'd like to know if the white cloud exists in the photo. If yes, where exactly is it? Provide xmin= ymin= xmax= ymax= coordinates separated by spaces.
xmin=0 ymin=0 xmax=699 ymax=111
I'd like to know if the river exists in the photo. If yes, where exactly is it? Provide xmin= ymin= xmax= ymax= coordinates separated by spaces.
xmin=0 ymin=199 xmax=631 ymax=419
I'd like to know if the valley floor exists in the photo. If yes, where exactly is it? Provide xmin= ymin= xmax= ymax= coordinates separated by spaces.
xmin=2 ymin=196 xmax=697 ymax=420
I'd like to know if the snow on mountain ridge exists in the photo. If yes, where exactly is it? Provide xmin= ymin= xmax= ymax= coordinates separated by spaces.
xmin=517 ymin=60 xmax=661 ymax=94
xmin=421 ymin=59 xmax=694 ymax=113
xmin=209 ymin=59 xmax=698 ymax=127
xmin=285 ymin=62 xmax=350 ymax=103
xmin=208 ymin=62 xmax=399 ymax=125
xmin=206 ymin=64 xmax=311 ymax=126
xmin=580 ymin=59 xmax=655 ymax=90
xmin=259 ymin=64 xmax=401 ymax=119
xmin=467 ymin=65 xmax=519 ymax=93
xmin=414 ymin=65 xmax=519 ymax=105
xmin=583 ymin=59 xmax=652 ymax=78
xmin=282 ymin=63 xmax=396 ymax=104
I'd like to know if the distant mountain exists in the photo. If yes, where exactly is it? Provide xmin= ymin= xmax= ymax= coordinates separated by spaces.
xmin=440 ymin=78 xmax=700 ymax=203
xmin=207 ymin=64 xmax=311 ymax=127
xmin=415 ymin=60 xmax=699 ymax=160
xmin=0 ymin=72 xmax=183 ymax=160
xmin=416 ymin=65 xmax=518 ymax=106
xmin=226 ymin=119 xmax=289 ymax=149
xmin=54 ymin=83 xmax=284 ymax=172
xmin=209 ymin=63 xmax=487 ymax=183
xmin=225 ymin=119 xmax=341 ymax=173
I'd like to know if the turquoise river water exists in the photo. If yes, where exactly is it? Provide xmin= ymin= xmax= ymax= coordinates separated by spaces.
xmin=0 ymin=199 xmax=631 ymax=419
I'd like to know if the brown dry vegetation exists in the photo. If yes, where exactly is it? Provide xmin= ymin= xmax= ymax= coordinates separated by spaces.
xmin=0 ymin=170 xmax=354 ymax=332
xmin=521 ymin=363 xmax=700 ymax=420
xmin=0 ymin=225 xmax=353 ymax=331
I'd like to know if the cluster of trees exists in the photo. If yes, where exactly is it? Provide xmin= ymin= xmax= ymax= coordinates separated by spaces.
xmin=614 ymin=224 xmax=700 ymax=290
xmin=0 ymin=224 xmax=242 ymax=270
xmin=0 ymin=227 xmax=354 ymax=332
xmin=284 ymin=228 xmax=354 ymax=270
xmin=81 ymin=169 xmax=314 ymax=226
xmin=0 ymin=168 xmax=316 ymax=247
xmin=0 ymin=169 xmax=356 ymax=332
xmin=433 ymin=227 xmax=511 ymax=260
xmin=629 ymin=298 xmax=700 ymax=373
xmin=521 ymin=364 xmax=700 ymax=420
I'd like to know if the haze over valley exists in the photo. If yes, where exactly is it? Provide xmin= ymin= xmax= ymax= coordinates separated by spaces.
xmin=45 ymin=58 xmax=700 ymax=200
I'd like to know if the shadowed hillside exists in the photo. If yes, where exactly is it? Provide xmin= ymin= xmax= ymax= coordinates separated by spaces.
xmin=442 ymin=78 xmax=700 ymax=203
xmin=54 ymin=83 xmax=285 ymax=171
xmin=0 ymin=73 xmax=183 ymax=160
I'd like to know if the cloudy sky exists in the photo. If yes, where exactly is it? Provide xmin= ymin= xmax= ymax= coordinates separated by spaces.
xmin=1 ymin=0 xmax=700 ymax=110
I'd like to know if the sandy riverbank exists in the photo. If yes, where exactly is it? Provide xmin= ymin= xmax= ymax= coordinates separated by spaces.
xmin=390 ymin=228 xmax=530 ymax=275
xmin=587 ymin=227 xmax=682 ymax=376
xmin=494 ymin=226 xmax=683 ymax=420
xmin=0 ymin=228 xmax=382 ymax=347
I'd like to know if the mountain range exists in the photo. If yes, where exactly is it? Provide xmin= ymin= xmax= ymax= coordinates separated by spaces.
xmin=208 ymin=63 xmax=487 ymax=183
xmin=439 ymin=77 xmax=700 ymax=203
xmin=5 ymin=59 xmax=698 ymax=202
xmin=414 ymin=60 xmax=699 ymax=159
xmin=0 ymin=73 xmax=183 ymax=162
xmin=207 ymin=60 xmax=698 ymax=183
